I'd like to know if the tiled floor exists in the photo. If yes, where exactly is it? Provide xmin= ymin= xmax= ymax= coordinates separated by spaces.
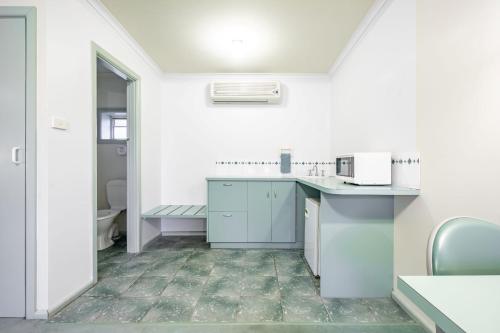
xmin=50 ymin=236 xmax=424 ymax=331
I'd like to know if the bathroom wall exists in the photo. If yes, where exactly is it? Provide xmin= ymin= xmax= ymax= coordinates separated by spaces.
xmin=96 ymin=72 xmax=127 ymax=232
xmin=161 ymin=74 xmax=332 ymax=234
xmin=96 ymin=72 xmax=127 ymax=210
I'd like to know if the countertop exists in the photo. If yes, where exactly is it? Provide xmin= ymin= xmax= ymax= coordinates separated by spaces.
xmin=206 ymin=176 xmax=420 ymax=196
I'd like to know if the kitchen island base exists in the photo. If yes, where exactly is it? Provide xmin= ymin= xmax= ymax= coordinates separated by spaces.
xmin=320 ymin=193 xmax=394 ymax=298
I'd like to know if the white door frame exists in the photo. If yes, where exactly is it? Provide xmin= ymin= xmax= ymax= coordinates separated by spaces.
xmin=0 ymin=6 xmax=38 ymax=319
xmin=91 ymin=43 xmax=142 ymax=284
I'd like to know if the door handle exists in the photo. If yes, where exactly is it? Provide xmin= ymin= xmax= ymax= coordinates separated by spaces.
xmin=11 ymin=147 xmax=22 ymax=165
xmin=266 ymin=192 xmax=270 ymax=198
xmin=305 ymin=208 xmax=309 ymax=218
xmin=274 ymin=191 xmax=277 ymax=198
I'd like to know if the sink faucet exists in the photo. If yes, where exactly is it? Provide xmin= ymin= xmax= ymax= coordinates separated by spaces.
xmin=312 ymin=164 xmax=319 ymax=177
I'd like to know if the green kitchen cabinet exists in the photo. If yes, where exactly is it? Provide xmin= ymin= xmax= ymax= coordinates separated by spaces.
xmin=208 ymin=212 xmax=247 ymax=243
xmin=248 ymin=182 xmax=272 ymax=242
xmin=207 ymin=180 xmax=296 ymax=244
xmin=208 ymin=181 xmax=247 ymax=212
xmin=271 ymin=182 xmax=296 ymax=242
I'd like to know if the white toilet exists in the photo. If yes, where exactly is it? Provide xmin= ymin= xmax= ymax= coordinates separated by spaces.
xmin=97 ymin=179 xmax=127 ymax=251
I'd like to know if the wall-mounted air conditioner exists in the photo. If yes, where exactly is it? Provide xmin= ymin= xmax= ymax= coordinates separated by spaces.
xmin=210 ymin=81 xmax=281 ymax=104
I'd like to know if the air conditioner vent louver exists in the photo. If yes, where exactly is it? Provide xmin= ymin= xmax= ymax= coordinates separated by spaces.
xmin=210 ymin=81 xmax=281 ymax=104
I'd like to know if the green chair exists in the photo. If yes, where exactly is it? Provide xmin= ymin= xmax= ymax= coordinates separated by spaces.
xmin=427 ymin=216 xmax=500 ymax=275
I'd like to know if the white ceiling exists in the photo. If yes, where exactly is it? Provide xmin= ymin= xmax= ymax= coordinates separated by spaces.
xmin=100 ymin=0 xmax=374 ymax=73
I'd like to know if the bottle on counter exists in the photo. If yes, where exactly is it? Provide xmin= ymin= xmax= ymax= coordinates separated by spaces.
xmin=280 ymin=148 xmax=292 ymax=174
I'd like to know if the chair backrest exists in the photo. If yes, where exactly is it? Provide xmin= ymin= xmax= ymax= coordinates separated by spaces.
xmin=427 ymin=216 xmax=500 ymax=275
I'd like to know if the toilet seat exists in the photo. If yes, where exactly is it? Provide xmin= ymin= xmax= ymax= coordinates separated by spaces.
xmin=97 ymin=209 xmax=120 ymax=221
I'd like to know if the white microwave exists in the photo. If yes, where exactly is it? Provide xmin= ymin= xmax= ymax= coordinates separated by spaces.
xmin=336 ymin=152 xmax=392 ymax=185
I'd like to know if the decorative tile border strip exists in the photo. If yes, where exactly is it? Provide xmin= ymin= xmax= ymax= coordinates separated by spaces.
xmin=392 ymin=158 xmax=420 ymax=165
xmin=215 ymin=161 xmax=335 ymax=165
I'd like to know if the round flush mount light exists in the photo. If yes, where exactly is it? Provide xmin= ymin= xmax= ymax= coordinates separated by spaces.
xmin=197 ymin=17 xmax=275 ymax=65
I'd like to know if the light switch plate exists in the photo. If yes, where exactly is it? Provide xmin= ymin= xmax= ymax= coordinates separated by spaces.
xmin=51 ymin=116 xmax=69 ymax=130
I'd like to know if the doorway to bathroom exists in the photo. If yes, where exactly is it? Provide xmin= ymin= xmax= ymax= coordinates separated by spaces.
xmin=92 ymin=44 xmax=141 ymax=283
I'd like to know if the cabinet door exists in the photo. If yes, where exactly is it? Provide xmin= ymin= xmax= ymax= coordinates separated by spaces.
xmin=248 ymin=182 xmax=272 ymax=242
xmin=208 ymin=212 xmax=247 ymax=242
xmin=271 ymin=182 xmax=296 ymax=242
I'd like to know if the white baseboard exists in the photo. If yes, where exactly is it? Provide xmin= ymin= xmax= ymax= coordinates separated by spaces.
xmin=161 ymin=231 xmax=206 ymax=236
xmin=392 ymin=289 xmax=434 ymax=333
xmin=27 ymin=309 xmax=48 ymax=320
xmin=48 ymin=280 xmax=95 ymax=318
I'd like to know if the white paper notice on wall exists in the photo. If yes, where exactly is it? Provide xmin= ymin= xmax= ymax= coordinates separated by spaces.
xmin=51 ymin=116 xmax=69 ymax=130
xmin=392 ymin=153 xmax=420 ymax=189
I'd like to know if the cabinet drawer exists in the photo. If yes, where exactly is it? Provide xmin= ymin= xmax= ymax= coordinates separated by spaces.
xmin=208 ymin=212 xmax=247 ymax=243
xmin=208 ymin=181 xmax=247 ymax=211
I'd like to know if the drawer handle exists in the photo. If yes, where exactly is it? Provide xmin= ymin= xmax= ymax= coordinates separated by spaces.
xmin=222 ymin=214 xmax=233 ymax=217
xmin=223 ymin=183 xmax=233 ymax=187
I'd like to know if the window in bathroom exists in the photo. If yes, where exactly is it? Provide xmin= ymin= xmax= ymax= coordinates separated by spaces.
xmin=98 ymin=108 xmax=127 ymax=142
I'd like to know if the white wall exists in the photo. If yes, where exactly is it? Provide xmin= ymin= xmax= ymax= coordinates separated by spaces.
xmin=0 ymin=0 xmax=163 ymax=314
xmin=394 ymin=0 xmax=500 ymax=329
xmin=330 ymin=0 xmax=416 ymax=158
xmin=96 ymin=72 xmax=127 ymax=212
xmin=43 ymin=0 xmax=163 ymax=312
xmin=327 ymin=0 xmax=427 ymax=327
xmin=161 ymin=75 xmax=332 ymax=233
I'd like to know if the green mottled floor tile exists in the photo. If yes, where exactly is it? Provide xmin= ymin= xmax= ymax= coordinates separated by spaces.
xmin=324 ymin=298 xmax=377 ymax=323
xmin=161 ymin=276 xmax=208 ymax=305
xmin=365 ymin=298 xmax=413 ymax=323
xmin=243 ymin=261 xmax=276 ymax=276
xmin=281 ymin=295 xmax=329 ymax=322
xmin=211 ymin=261 xmax=245 ymax=277
xmin=244 ymin=250 xmax=275 ymax=264
xmin=50 ymin=297 xmax=113 ymax=323
xmin=100 ymin=252 xmax=134 ymax=264
xmin=132 ymin=251 xmax=162 ymax=263
xmin=237 ymin=296 xmax=282 ymax=322
xmin=216 ymin=250 xmax=246 ymax=262
xmin=97 ymin=262 xmax=120 ymax=280
xmin=276 ymin=259 xmax=310 ymax=276
xmin=279 ymin=276 xmax=317 ymax=298
xmin=203 ymin=276 xmax=241 ymax=297
xmin=142 ymin=260 xmax=183 ymax=278
xmin=273 ymin=251 xmax=303 ymax=262
xmin=114 ymin=261 xmax=150 ymax=277
xmin=192 ymin=295 xmax=239 ymax=322
xmin=96 ymin=297 xmax=158 ymax=323
xmin=153 ymin=250 xmax=191 ymax=263
xmin=141 ymin=296 xmax=194 ymax=323
xmin=175 ymin=262 xmax=213 ymax=278
xmin=241 ymin=276 xmax=279 ymax=297
xmin=85 ymin=277 xmax=137 ymax=297
xmin=186 ymin=250 xmax=218 ymax=264
xmin=122 ymin=277 xmax=169 ymax=297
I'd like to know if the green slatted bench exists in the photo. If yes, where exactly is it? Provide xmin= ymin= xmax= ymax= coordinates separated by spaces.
xmin=142 ymin=205 xmax=207 ymax=219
